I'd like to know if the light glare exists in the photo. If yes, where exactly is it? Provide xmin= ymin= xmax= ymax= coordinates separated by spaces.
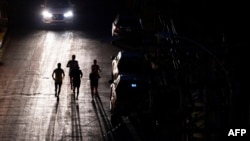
xmin=64 ymin=11 xmax=73 ymax=17
xmin=42 ymin=10 xmax=52 ymax=18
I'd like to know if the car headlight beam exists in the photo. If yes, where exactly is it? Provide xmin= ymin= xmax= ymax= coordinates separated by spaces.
xmin=64 ymin=11 xmax=73 ymax=17
xmin=42 ymin=10 xmax=52 ymax=18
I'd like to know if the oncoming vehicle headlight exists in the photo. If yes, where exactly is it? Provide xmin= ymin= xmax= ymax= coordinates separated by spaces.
xmin=42 ymin=10 xmax=52 ymax=18
xmin=64 ymin=11 xmax=73 ymax=17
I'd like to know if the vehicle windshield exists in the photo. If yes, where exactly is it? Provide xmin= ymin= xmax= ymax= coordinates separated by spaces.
xmin=47 ymin=0 xmax=70 ymax=8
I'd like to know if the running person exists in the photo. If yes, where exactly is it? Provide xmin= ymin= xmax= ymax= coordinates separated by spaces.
xmin=52 ymin=63 xmax=65 ymax=101
xmin=91 ymin=59 xmax=101 ymax=78
xmin=89 ymin=59 xmax=101 ymax=101
xmin=71 ymin=65 xmax=83 ymax=100
xmin=89 ymin=71 xmax=99 ymax=101
xmin=66 ymin=55 xmax=78 ymax=90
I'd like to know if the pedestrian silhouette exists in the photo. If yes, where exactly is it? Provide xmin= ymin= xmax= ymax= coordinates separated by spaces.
xmin=70 ymin=65 xmax=83 ymax=100
xmin=89 ymin=72 xmax=99 ymax=101
xmin=52 ymin=63 xmax=65 ymax=101
xmin=91 ymin=59 xmax=101 ymax=78
xmin=66 ymin=55 xmax=78 ymax=90
xmin=89 ymin=59 xmax=101 ymax=101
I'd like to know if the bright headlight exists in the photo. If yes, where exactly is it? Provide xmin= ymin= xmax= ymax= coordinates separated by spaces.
xmin=64 ymin=11 xmax=73 ymax=17
xmin=42 ymin=10 xmax=52 ymax=18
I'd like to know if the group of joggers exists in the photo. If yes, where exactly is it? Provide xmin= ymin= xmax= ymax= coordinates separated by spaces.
xmin=52 ymin=55 xmax=101 ymax=101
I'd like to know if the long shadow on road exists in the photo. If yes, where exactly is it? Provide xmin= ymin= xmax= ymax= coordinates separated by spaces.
xmin=46 ymin=102 xmax=59 ymax=141
xmin=92 ymin=94 xmax=115 ymax=141
xmin=71 ymin=95 xmax=83 ymax=141
xmin=93 ymin=94 xmax=138 ymax=141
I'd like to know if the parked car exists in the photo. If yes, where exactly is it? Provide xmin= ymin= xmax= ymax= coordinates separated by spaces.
xmin=111 ymin=13 xmax=144 ymax=38
xmin=40 ymin=0 xmax=74 ymax=24
xmin=109 ymin=74 xmax=151 ymax=116
xmin=111 ymin=50 xmax=150 ymax=80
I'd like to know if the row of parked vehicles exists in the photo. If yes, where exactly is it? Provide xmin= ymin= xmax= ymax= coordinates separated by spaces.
xmin=109 ymin=10 xmax=236 ymax=140
xmin=109 ymin=50 xmax=151 ymax=118
xmin=109 ymin=13 xmax=151 ymax=118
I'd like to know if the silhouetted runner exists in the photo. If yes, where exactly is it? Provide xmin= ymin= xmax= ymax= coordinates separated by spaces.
xmin=89 ymin=59 xmax=101 ymax=101
xmin=71 ymin=65 xmax=83 ymax=100
xmin=52 ymin=63 xmax=65 ymax=101
xmin=66 ymin=54 xmax=78 ymax=90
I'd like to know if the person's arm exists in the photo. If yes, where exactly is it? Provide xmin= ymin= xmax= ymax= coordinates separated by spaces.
xmin=66 ymin=61 xmax=70 ymax=67
xmin=80 ymin=70 xmax=83 ymax=78
xmin=62 ymin=70 xmax=65 ymax=79
xmin=52 ymin=70 xmax=55 ymax=80
xmin=98 ymin=65 xmax=102 ymax=72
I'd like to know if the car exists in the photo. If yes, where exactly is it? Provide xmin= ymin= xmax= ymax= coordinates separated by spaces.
xmin=40 ymin=0 xmax=74 ymax=24
xmin=109 ymin=74 xmax=151 ymax=117
xmin=111 ymin=50 xmax=150 ymax=80
xmin=111 ymin=13 xmax=144 ymax=38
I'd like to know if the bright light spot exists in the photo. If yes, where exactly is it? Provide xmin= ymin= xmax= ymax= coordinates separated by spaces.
xmin=45 ymin=32 xmax=56 ymax=45
xmin=131 ymin=83 xmax=137 ymax=88
xmin=64 ymin=11 xmax=73 ymax=17
xmin=117 ymin=51 xmax=122 ymax=60
xmin=42 ymin=10 xmax=52 ymax=18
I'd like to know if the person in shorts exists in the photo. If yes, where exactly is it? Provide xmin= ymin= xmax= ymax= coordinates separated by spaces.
xmin=52 ymin=63 xmax=65 ymax=101
xmin=66 ymin=55 xmax=78 ymax=90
